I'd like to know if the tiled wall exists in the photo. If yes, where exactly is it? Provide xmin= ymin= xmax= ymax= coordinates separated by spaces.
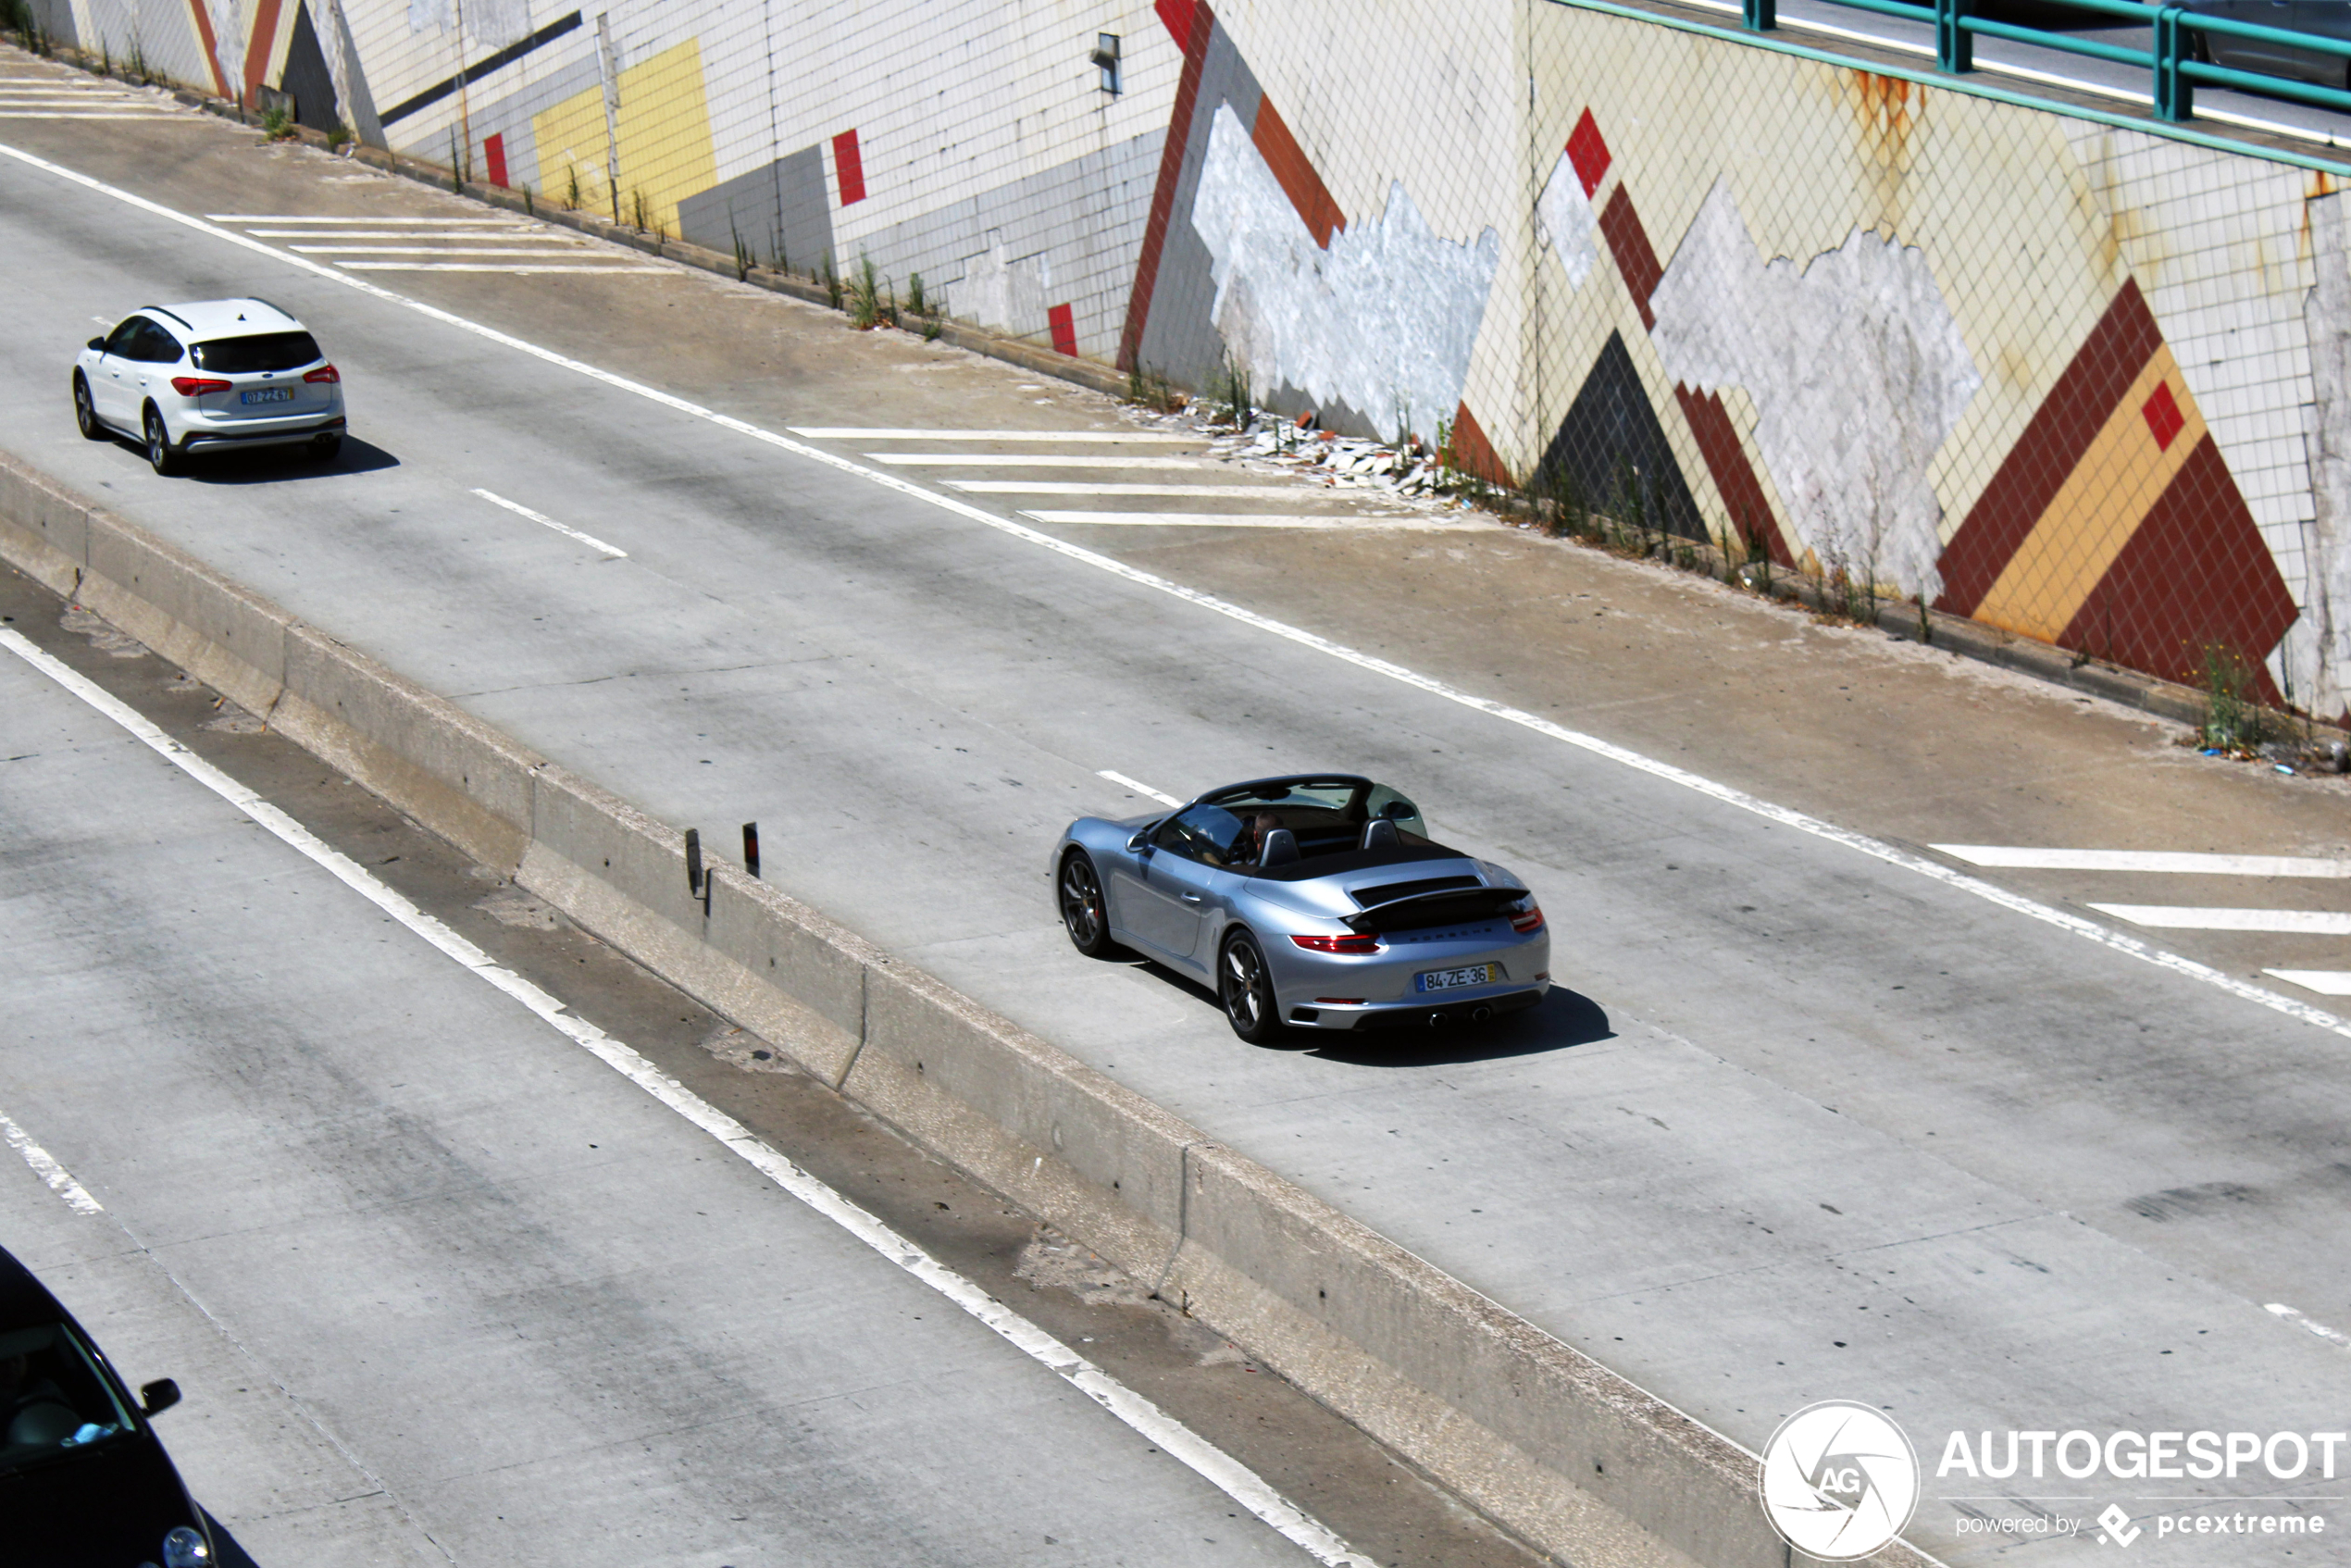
xmin=117 ymin=0 xmax=2351 ymax=714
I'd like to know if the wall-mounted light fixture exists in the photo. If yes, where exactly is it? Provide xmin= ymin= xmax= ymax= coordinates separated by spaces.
xmin=1091 ymin=32 xmax=1121 ymax=94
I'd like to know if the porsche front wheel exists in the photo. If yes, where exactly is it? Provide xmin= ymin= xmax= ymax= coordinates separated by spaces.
xmin=1059 ymin=851 xmax=1117 ymax=957
xmin=1219 ymin=929 xmax=1285 ymax=1043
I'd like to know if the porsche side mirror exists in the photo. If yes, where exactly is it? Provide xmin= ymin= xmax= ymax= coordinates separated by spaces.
xmin=139 ymin=1378 xmax=180 ymax=1417
xmin=86 ymin=337 xmax=105 ymax=353
xmin=1126 ymin=829 xmax=1152 ymax=852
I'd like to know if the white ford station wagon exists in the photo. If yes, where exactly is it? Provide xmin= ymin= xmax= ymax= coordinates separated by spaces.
xmin=73 ymin=298 xmax=346 ymax=476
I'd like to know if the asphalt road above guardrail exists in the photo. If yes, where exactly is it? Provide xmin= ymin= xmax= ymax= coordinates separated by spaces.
xmin=6 ymin=76 xmax=2351 ymax=1563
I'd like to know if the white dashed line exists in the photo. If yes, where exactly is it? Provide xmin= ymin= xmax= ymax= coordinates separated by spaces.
xmin=2268 ymin=1302 xmax=2351 ymax=1350
xmin=2262 ymin=970 xmax=2351 ymax=995
xmin=0 ymin=627 xmax=1374 ymax=1568
xmin=0 ymin=1106 xmax=103 ymax=1214
xmin=2088 ymin=905 xmax=2351 ymax=934
xmin=1098 ymin=770 xmax=1183 ymax=806
xmin=1936 ymin=846 xmax=2351 ymax=877
xmin=471 ymin=488 xmax=627 ymax=557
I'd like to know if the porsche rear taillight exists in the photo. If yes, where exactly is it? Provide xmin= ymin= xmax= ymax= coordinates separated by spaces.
xmin=305 ymin=365 xmax=341 ymax=384
xmin=1291 ymin=933 xmax=1378 ymax=954
xmin=1510 ymin=903 xmax=1545 ymax=934
xmin=169 ymin=376 xmax=230 ymax=396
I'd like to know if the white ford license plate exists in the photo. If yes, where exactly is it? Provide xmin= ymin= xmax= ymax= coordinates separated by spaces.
xmin=1415 ymin=964 xmax=1496 ymax=993
xmin=241 ymin=387 xmax=293 ymax=405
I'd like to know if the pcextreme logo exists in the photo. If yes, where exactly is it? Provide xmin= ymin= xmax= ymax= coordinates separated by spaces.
xmin=1760 ymin=1400 xmax=1922 ymax=1561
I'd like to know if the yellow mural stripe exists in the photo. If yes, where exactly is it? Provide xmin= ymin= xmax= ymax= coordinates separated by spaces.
xmin=1972 ymin=344 xmax=2206 ymax=644
xmin=529 ymin=37 xmax=718 ymax=236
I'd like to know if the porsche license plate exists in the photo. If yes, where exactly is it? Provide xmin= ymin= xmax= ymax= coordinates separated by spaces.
xmin=1415 ymin=964 xmax=1496 ymax=993
xmin=241 ymin=387 xmax=293 ymax=405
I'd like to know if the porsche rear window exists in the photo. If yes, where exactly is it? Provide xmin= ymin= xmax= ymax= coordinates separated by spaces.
xmin=191 ymin=331 xmax=321 ymax=373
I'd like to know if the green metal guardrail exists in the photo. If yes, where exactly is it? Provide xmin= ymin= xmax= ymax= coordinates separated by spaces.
xmin=1739 ymin=0 xmax=2351 ymax=121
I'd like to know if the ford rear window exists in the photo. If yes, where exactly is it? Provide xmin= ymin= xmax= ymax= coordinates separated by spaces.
xmin=190 ymin=331 xmax=321 ymax=373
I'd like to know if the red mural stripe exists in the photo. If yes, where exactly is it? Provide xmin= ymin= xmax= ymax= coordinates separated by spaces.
xmin=1155 ymin=0 xmax=1196 ymax=44
xmin=1250 ymin=97 xmax=1345 ymax=248
xmin=1048 ymin=304 xmax=1078 ymax=357
xmin=1449 ymin=402 xmax=1514 ymax=488
xmin=1566 ymin=108 xmax=1611 ymax=198
xmin=184 ymin=0 xmax=230 ymax=96
xmin=244 ymin=0 xmax=284 ymax=93
xmin=483 ymin=132 xmax=508 ymax=188
xmin=1598 ymin=187 xmax=1661 ymax=330
xmin=832 ymin=129 xmax=865 ymax=205
xmin=1117 ymin=0 xmax=1216 ymax=373
xmin=1935 ymin=280 xmax=2163 ymax=616
xmin=1675 ymin=384 xmax=1791 ymax=566
xmin=2056 ymin=434 xmax=2297 ymax=701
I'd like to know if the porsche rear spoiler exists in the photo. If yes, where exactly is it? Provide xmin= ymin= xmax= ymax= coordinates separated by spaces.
xmin=1343 ymin=886 xmax=1526 ymax=934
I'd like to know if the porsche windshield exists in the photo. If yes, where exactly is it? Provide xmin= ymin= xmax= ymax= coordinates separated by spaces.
xmin=0 ymin=1323 xmax=135 ymax=1475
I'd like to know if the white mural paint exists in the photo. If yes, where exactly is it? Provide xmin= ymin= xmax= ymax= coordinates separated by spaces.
xmin=1189 ymin=104 xmax=1499 ymax=444
xmin=1533 ymin=149 xmax=1597 ymax=290
xmin=1650 ymin=179 xmax=1980 ymax=598
xmin=946 ymin=242 xmax=1049 ymax=339
xmin=2296 ymin=193 xmax=2351 ymax=717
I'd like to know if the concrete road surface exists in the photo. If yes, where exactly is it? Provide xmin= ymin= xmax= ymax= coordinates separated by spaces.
xmin=3 ymin=66 xmax=2351 ymax=1562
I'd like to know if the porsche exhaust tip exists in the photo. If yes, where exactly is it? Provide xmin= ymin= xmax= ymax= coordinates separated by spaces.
xmin=1471 ymin=1004 xmax=1493 ymax=1023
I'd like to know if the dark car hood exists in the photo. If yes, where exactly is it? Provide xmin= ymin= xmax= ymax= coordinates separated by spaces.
xmin=0 ymin=1434 xmax=204 ymax=1566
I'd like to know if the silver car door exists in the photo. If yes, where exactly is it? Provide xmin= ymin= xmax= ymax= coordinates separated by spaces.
xmin=2227 ymin=0 xmax=2306 ymax=72
xmin=1143 ymin=852 xmax=1227 ymax=969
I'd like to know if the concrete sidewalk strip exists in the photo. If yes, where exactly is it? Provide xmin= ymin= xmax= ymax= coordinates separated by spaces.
xmin=950 ymin=481 xmax=1319 ymax=497
xmin=0 ymin=450 xmax=1841 ymax=1568
xmin=869 ymin=454 xmax=1220 ymax=468
xmin=1936 ymin=845 xmax=2351 ymax=877
xmin=790 ymin=427 xmax=1201 ymax=442
xmin=1021 ymin=511 xmax=1475 ymax=531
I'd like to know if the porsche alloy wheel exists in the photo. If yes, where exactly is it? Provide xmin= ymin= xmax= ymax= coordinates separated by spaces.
xmin=1220 ymin=929 xmax=1284 ymax=1043
xmin=1059 ymin=851 xmax=1115 ymax=957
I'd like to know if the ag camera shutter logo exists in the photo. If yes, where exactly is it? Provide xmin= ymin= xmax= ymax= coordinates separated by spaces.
xmin=1760 ymin=1400 xmax=1922 ymax=1560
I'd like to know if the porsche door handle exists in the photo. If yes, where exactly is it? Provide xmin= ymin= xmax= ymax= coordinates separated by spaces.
xmin=1179 ymin=892 xmax=1203 ymax=903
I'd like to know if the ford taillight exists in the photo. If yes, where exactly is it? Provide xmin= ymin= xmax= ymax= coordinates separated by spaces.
xmin=169 ymin=376 xmax=230 ymax=396
xmin=304 ymin=365 xmax=341 ymax=384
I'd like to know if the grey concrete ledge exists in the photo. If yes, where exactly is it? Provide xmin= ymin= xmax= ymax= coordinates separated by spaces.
xmin=0 ymin=450 xmax=1950 ymax=1567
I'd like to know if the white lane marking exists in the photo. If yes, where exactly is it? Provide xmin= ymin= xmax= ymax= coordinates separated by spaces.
xmin=207 ymin=213 xmax=533 ymax=224
xmin=338 ymin=262 xmax=667 ymax=274
xmin=950 ymin=481 xmax=1314 ymax=497
xmin=0 ymin=626 xmax=1373 ymax=1568
xmin=251 ymin=229 xmax=578 ymax=240
xmin=2268 ymin=1302 xmax=2351 ymax=1350
xmin=870 ymin=453 xmax=1217 ymax=469
xmin=292 ymin=244 xmax=601 ymax=256
xmin=1098 ymin=769 xmax=1183 ymax=807
xmin=2089 ymin=904 xmax=2351 ymax=934
xmin=0 ymin=1106 xmax=104 ymax=1215
xmin=471 ymin=487 xmax=627 ymax=557
xmin=1936 ymin=846 xmax=2351 ymax=878
xmin=791 ymin=428 xmax=1199 ymax=442
xmin=13 ymin=139 xmax=2351 ymax=1054
xmin=1024 ymin=510 xmax=1469 ymax=531
xmin=2266 ymin=970 xmax=2351 ymax=995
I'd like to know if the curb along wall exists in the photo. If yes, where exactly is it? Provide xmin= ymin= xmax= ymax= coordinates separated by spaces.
xmin=0 ymin=454 xmax=1947 ymax=1566
xmin=55 ymin=0 xmax=2351 ymax=720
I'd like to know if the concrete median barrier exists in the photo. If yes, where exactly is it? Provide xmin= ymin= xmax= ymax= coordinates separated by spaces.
xmin=0 ymin=448 xmax=1939 ymax=1568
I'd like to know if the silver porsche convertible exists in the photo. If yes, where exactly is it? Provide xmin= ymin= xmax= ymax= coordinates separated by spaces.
xmin=1051 ymin=774 xmax=1550 ymax=1041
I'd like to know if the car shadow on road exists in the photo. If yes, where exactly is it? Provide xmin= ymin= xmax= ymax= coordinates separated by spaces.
xmin=205 ymin=1510 xmax=261 ymax=1567
xmin=185 ymin=435 xmax=399 ymax=482
xmin=1301 ymin=987 xmax=1613 ymax=1066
